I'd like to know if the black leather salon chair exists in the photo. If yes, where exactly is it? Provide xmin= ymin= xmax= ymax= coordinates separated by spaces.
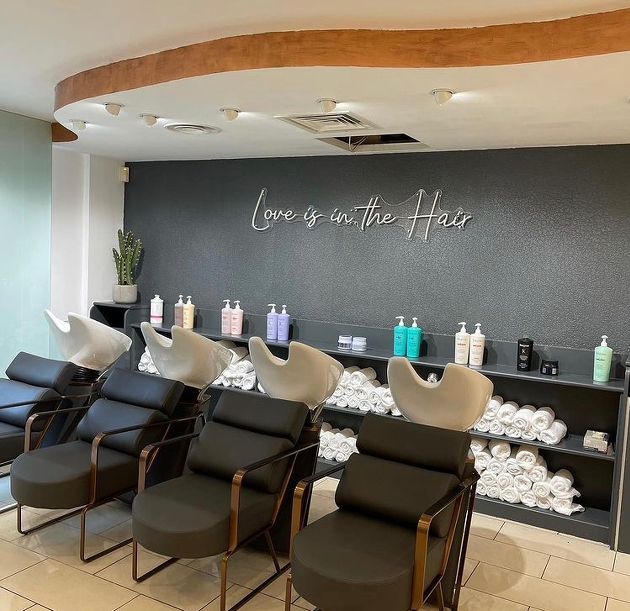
xmin=287 ymin=414 xmax=478 ymax=611
xmin=131 ymin=390 xmax=314 ymax=611
xmin=10 ymin=368 xmax=186 ymax=562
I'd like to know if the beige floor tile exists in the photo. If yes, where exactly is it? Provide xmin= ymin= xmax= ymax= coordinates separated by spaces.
xmin=24 ymin=606 xmax=53 ymax=611
xmin=544 ymin=556 xmax=630 ymax=602
xmin=616 ymin=553 xmax=630 ymax=576
xmin=466 ymin=534 xmax=549 ymax=577
xmin=496 ymin=521 xmax=615 ymax=570
xmin=198 ymin=585 xmax=250 ymax=611
xmin=0 ymin=508 xmax=24 ymax=541
xmin=63 ymin=501 xmax=132 ymax=534
xmin=0 ymin=558 xmax=136 ymax=611
xmin=466 ymin=562 xmax=606 ymax=611
xmin=471 ymin=513 xmax=504 ymax=539
xmin=0 ymin=538 xmax=45 ymax=580
xmin=12 ymin=522 xmax=130 ymax=574
xmin=100 ymin=519 xmax=133 ymax=543
xmin=261 ymin=575 xmax=298 ymax=602
xmin=117 ymin=594 xmax=181 ymax=610
xmin=189 ymin=547 xmax=276 ymax=589
xmin=293 ymin=597 xmax=315 ymax=610
xmin=312 ymin=477 xmax=338 ymax=499
xmin=0 ymin=586 xmax=34 ymax=611
xmin=462 ymin=559 xmax=479 ymax=585
xmin=457 ymin=587 xmax=528 ymax=610
xmin=607 ymin=599 xmax=630 ymax=611
xmin=95 ymin=550 xmax=223 ymax=611
xmin=306 ymin=495 xmax=337 ymax=524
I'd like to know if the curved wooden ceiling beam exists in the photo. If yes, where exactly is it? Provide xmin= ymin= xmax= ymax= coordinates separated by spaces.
xmin=51 ymin=121 xmax=78 ymax=142
xmin=55 ymin=8 xmax=630 ymax=111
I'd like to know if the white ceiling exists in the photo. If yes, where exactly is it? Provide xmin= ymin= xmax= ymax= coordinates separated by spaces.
xmin=2 ymin=0 xmax=630 ymax=160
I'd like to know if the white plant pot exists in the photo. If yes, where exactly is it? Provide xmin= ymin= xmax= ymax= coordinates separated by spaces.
xmin=113 ymin=284 xmax=138 ymax=304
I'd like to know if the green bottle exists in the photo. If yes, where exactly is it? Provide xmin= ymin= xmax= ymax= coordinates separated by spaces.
xmin=393 ymin=316 xmax=407 ymax=356
xmin=406 ymin=317 xmax=422 ymax=359
xmin=593 ymin=335 xmax=613 ymax=383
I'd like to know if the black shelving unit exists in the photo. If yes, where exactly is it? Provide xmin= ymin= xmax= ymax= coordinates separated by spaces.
xmin=115 ymin=306 xmax=629 ymax=548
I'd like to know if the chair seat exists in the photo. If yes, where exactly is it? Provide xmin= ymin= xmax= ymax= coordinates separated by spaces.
xmin=11 ymin=440 xmax=139 ymax=509
xmin=0 ymin=421 xmax=25 ymax=464
xmin=132 ymin=472 xmax=278 ymax=559
xmin=291 ymin=509 xmax=446 ymax=611
xmin=0 ymin=378 xmax=59 ymax=429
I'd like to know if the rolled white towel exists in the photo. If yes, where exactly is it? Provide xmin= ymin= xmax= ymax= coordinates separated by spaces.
xmin=332 ymin=386 xmax=344 ymax=399
xmin=369 ymin=386 xmax=386 ymax=406
xmin=356 ymin=380 xmax=380 ymax=401
xmin=240 ymin=373 xmax=256 ymax=391
xmin=257 ymin=382 xmax=266 ymax=394
xmin=521 ymin=429 xmax=538 ymax=441
xmin=552 ymin=497 xmax=585 ymax=516
xmin=327 ymin=430 xmax=341 ymax=451
xmin=231 ymin=374 xmax=244 ymax=388
xmin=488 ymin=421 xmax=506 ymax=436
xmin=480 ymin=471 xmax=497 ymax=486
xmin=476 ymin=481 xmax=487 ymax=496
xmin=322 ymin=446 xmax=336 ymax=460
xmin=488 ymin=439 xmax=511 ymax=460
xmin=486 ymin=484 xmax=501 ymax=499
xmin=550 ymin=469 xmax=574 ymax=495
xmin=319 ymin=433 xmax=330 ymax=450
xmin=343 ymin=386 xmax=355 ymax=397
xmin=526 ymin=456 xmax=548 ymax=483
xmin=471 ymin=437 xmax=488 ymax=455
xmin=381 ymin=388 xmax=395 ymax=409
xmin=390 ymin=404 xmax=402 ymax=417
xmin=474 ymin=449 xmax=492 ymax=472
xmin=358 ymin=399 xmax=373 ymax=413
xmin=486 ymin=395 xmax=503 ymax=417
xmin=221 ymin=376 xmax=232 ymax=387
xmin=347 ymin=395 xmax=359 ymax=409
xmin=552 ymin=487 xmax=581 ymax=500
xmin=540 ymin=420 xmax=568 ymax=445
xmin=532 ymin=475 xmax=553 ymax=498
xmin=335 ymin=450 xmax=351 ymax=463
xmin=371 ymin=402 xmax=390 ymax=415
xmin=147 ymin=363 xmax=158 ymax=374
xmin=339 ymin=437 xmax=357 ymax=454
xmin=513 ymin=474 xmax=533 ymax=492
xmin=515 ymin=445 xmax=539 ymax=470
xmin=536 ymin=495 xmax=553 ymax=510
xmin=505 ymin=426 xmax=522 ymax=439
xmin=497 ymin=401 xmax=519 ymax=425
xmin=500 ymin=487 xmax=520 ymax=504
xmin=349 ymin=367 xmax=377 ymax=388
xmin=496 ymin=472 xmax=514 ymax=489
xmin=487 ymin=459 xmax=505 ymax=476
xmin=520 ymin=490 xmax=537 ymax=507
xmin=513 ymin=405 xmax=537 ymax=430
xmin=336 ymin=396 xmax=349 ymax=408
xmin=138 ymin=361 xmax=147 ymax=372
xmin=531 ymin=406 xmax=555 ymax=433
xmin=474 ymin=419 xmax=491 ymax=433
xmin=505 ymin=449 xmax=523 ymax=475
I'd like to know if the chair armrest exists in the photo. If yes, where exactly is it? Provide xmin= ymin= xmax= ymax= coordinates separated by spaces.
xmin=24 ymin=404 xmax=94 ymax=450
xmin=0 ymin=390 xmax=96 ymax=411
xmin=419 ymin=472 xmax=480 ymax=523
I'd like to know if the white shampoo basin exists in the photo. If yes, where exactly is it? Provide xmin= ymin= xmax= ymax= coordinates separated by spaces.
xmin=249 ymin=336 xmax=343 ymax=411
xmin=387 ymin=358 xmax=493 ymax=431
xmin=44 ymin=309 xmax=132 ymax=372
xmin=141 ymin=322 xmax=231 ymax=390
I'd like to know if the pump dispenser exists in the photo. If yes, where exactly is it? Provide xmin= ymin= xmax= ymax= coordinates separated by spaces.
xmin=593 ymin=335 xmax=613 ymax=383
xmin=267 ymin=304 xmax=278 ymax=341
xmin=469 ymin=323 xmax=486 ymax=368
xmin=183 ymin=296 xmax=195 ymax=329
xmin=221 ymin=300 xmax=232 ymax=335
xmin=455 ymin=322 xmax=470 ymax=365
xmin=230 ymin=300 xmax=243 ymax=336
xmin=277 ymin=305 xmax=290 ymax=341
xmin=393 ymin=316 xmax=407 ymax=356
xmin=406 ymin=317 xmax=422 ymax=359
xmin=174 ymin=295 xmax=184 ymax=327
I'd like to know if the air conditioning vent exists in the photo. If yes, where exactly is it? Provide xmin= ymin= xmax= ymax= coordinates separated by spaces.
xmin=318 ymin=133 xmax=429 ymax=153
xmin=276 ymin=112 xmax=378 ymax=134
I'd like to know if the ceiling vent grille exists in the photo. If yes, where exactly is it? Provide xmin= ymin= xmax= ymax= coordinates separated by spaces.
xmin=276 ymin=112 xmax=378 ymax=134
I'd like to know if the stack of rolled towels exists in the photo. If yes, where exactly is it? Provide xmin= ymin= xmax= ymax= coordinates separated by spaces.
xmin=319 ymin=422 xmax=358 ymax=462
xmin=212 ymin=341 xmax=257 ymax=391
xmin=137 ymin=347 xmax=159 ymax=375
xmin=471 ymin=437 xmax=584 ymax=515
xmin=474 ymin=395 xmax=568 ymax=445
xmin=327 ymin=366 xmax=401 ymax=416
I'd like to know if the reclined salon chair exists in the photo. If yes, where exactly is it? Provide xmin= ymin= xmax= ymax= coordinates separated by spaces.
xmin=131 ymin=390 xmax=313 ymax=611
xmin=0 ymin=352 xmax=79 ymax=513
xmin=10 ymin=368 xmax=186 ymax=562
xmin=287 ymin=414 xmax=478 ymax=611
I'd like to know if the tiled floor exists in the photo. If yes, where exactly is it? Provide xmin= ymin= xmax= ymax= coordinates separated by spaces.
xmin=0 ymin=474 xmax=629 ymax=611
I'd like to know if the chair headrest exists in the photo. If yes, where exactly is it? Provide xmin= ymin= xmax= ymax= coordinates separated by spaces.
xmin=6 ymin=352 xmax=78 ymax=394
xmin=357 ymin=414 xmax=471 ymax=480
xmin=100 ymin=368 xmax=185 ymax=416
xmin=212 ymin=389 xmax=309 ymax=444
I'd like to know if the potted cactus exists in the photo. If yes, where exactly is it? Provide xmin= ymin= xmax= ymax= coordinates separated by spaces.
xmin=112 ymin=229 xmax=142 ymax=303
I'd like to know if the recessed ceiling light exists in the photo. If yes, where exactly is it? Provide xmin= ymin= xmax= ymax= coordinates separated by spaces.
xmin=104 ymin=103 xmax=122 ymax=116
xmin=71 ymin=119 xmax=86 ymax=131
xmin=431 ymin=89 xmax=454 ymax=106
xmin=317 ymin=98 xmax=337 ymax=113
xmin=220 ymin=108 xmax=240 ymax=122
xmin=165 ymin=123 xmax=221 ymax=135
xmin=141 ymin=114 xmax=158 ymax=127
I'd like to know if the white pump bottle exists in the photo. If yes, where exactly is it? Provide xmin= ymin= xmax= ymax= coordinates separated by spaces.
xmin=455 ymin=322 xmax=470 ymax=365
xmin=469 ymin=323 xmax=485 ymax=368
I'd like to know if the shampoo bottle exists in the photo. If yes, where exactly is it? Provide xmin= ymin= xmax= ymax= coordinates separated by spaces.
xmin=406 ymin=317 xmax=422 ymax=359
xmin=277 ymin=305 xmax=290 ymax=341
xmin=174 ymin=295 xmax=184 ymax=327
xmin=393 ymin=316 xmax=407 ymax=356
xmin=455 ymin=322 xmax=470 ymax=365
xmin=593 ymin=335 xmax=613 ymax=383
xmin=221 ymin=299 xmax=232 ymax=335
xmin=469 ymin=323 xmax=485 ymax=368
xmin=183 ymin=296 xmax=195 ymax=329
xmin=150 ymin=295 xmax=163 ymax=328
xmin=267 ymin=304 xmax=278 ymax=341
xmin=230 ymin=300 xmax=243 ymax=336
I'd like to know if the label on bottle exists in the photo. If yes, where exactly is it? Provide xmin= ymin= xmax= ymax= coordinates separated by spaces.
xmin=221 ymin=311 xmax=230 ymax=334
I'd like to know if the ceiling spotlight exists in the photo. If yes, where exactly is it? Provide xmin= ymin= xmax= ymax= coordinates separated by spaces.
xmin=71 ymin=119 xmax=86 ymax=131
xmin=220 ymin=108 xmax=240 ymax=122
xmin=317 ymin=98 xmax=337 ymax=113
xmin=104 ymin=103 xmax=122 ymax=116
xmin=431 ymin=89 xmax=454 ymax=106
xmin=141 ymin=114 xmax=158 ymax=127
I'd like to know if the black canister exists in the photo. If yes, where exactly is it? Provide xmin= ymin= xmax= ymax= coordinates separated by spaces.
xmin=517 ymin=337 xmax=534 ymax=371
xmin=540 ymin=360 xmax=559 ymax=376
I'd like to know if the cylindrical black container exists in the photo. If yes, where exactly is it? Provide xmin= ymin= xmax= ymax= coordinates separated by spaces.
xmin=517 ymin=338 xmax=534 ymax=371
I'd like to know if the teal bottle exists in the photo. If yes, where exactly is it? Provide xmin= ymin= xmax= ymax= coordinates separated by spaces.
xmin=393 ymin=316 xmax=407 ymax=356
xmin=406 ymin=317 xmax=422 ymax=359
xmin=593 ymin=335 xmax=613 ymax=383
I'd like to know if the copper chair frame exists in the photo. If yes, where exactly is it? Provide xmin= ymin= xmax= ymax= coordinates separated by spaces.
xmin=16 ymin=408 xmax=204 ymax=562
xmin=285 ymin=463 xmax=480 ymax=611
xmin=132 ymin=429 xmax=319 ymax=611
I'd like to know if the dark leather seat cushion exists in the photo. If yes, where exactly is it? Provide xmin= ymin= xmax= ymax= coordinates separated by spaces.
xmin=0 ymin=421 xmax=25 ymax=464
xmin=291 ymin=509 xmax=446 ymax=611
xmin=132 ymin=473 xmax=277 ymax=558
xmin=6 ymin=352 xmax=77 ymax=394
xmin=11 ymin=440 xmax=138 ymax=508
xmin=0 ymin=378 xmax=60 ymax=429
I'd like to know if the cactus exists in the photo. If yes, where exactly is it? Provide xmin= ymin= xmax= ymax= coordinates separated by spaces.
xmin=112 ymin=229 xmax=142 ymax=285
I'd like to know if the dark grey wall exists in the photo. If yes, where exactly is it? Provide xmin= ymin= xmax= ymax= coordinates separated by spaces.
xmin=125 ymin=145 xmax=630 ymax=352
